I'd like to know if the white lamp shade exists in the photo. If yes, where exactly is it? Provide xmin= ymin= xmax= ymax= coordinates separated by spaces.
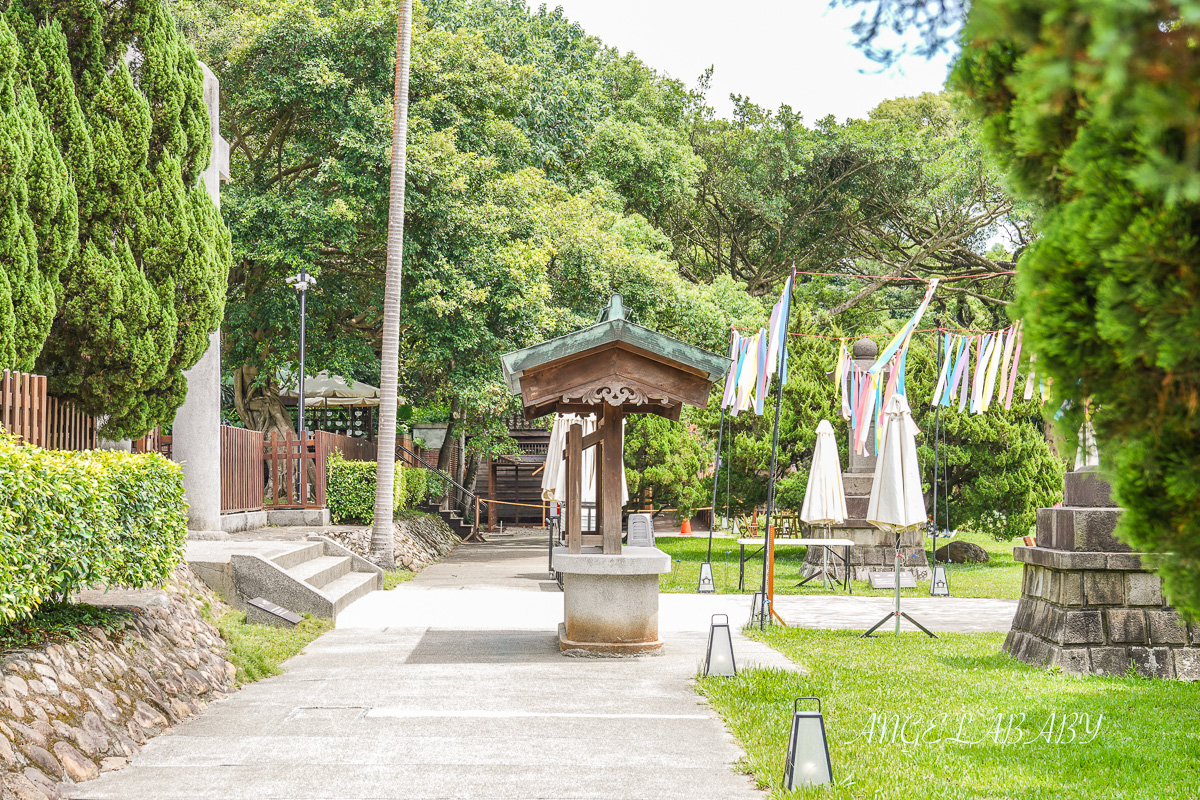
xmin=698 ymin=561 xmax=715 ymax=594
xmin=784 ymin=706 xmax=833 ymax=789
xmin=704 ymin=615 xmax=737 ymax=677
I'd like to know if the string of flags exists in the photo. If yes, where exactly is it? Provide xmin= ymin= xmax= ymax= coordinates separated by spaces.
xmin=720 ymin=275 xmax=1053 ymax=455
xmin=720 ymin=269 xmax=794 ymax=416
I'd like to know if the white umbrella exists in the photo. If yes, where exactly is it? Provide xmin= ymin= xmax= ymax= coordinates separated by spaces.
xmin=800 ymin=420 xmax=847 ymax=588
xmin=542 ymin=413 xmax=628 ymax=524
xmin=864 ymin=394 xmax=934 ymax=637
xmin=279 ymin=370 xmax=384 ymax=407
xmin=866 ymin=394 xmax=926 ymax=533
xmin=801 ymin=420 xmax=847 ymax=525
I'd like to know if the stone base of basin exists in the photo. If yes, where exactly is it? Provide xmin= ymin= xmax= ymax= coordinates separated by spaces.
xmin=553 ymin=546 xmax=672 ymax=656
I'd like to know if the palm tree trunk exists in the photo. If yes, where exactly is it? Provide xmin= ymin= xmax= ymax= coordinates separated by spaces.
xmin=370 ymin=0 xmax=412 ymax=570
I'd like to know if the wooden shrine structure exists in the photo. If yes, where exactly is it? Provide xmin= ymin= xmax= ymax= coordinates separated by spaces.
xmin=501 ymin=294 xmax=728 ymax=653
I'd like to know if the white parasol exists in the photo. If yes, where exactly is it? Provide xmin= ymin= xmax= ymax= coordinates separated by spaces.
xmin=801 ymin=420 xmax=847 ymax=526
xmin=800 ymin=420 xmax=847 ymax=588
xmin=864 ymin=394 xmax=932 ymax=636
xmin=866 ymin=394 xmax=926 ymax=533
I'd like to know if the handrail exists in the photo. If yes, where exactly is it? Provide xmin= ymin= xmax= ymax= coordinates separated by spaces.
xmin=396 ymin=442 xmax=479 ymax=505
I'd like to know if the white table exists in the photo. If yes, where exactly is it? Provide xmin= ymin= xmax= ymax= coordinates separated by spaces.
xmin=736 ymin=537 xmax=856 ymax=593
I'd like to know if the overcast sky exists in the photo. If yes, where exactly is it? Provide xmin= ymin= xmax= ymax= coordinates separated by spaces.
xmin=546 ymin=0 xmax=955 ymax=122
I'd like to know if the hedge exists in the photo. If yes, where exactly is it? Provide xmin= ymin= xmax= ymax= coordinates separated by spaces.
xmin=326 ymin=452 xmax=431 ymax=525
xmin=0 ymin=435 xmax=188 ymax=624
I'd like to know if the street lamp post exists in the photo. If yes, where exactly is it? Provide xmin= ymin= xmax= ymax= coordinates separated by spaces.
xmin=285 ymin=268 xmax=317 ymax=436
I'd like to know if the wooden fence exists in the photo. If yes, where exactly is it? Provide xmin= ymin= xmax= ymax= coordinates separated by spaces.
xmin=1 ymin=369 xmax=97 ymax=450
xmin=220 ymin=426 xmax=264 ymax=513
xmin=257 ymin=430 xmax=378 ymax=510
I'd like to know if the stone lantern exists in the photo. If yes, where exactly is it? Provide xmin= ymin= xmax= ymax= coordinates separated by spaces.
xmin=500 ymin=295 xmax=729 ymax=654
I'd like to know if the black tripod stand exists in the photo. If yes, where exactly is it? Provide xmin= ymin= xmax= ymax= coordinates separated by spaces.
xmin=862 ymin=529 xmax=937 ymax=638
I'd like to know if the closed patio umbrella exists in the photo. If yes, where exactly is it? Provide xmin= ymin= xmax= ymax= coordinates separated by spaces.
xmin=866 ymin=394 xmax=925 ymax=533
xmin=800 ymin=420 xmax=847 ymax=587
xmin=864 ymin=394 xmax=936 ymax=637
xmin=542 ymin=413 xmax=628 ymax=519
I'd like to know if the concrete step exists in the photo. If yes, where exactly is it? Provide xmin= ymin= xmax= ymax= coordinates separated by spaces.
xmin=269 ymin=542 xmax=325 ymax=570
xmin=288 ymin=555 xmax=351 ymax=589
xmin=325 ymin=570 xmax=380 ymax=616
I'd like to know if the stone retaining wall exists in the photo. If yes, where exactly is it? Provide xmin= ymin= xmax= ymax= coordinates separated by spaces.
xmin=324 ymin=512 xmax=459 ymax=570
xmin=1 ymin=567 xmax=237 ymax=799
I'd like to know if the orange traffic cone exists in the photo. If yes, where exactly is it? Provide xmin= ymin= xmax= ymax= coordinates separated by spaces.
xmin=680 ymin=518 xmax=692 ymax=535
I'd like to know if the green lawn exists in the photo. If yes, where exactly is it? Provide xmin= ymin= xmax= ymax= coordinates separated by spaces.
xmin=217 ymin=610 xmax=334 ymax=684
xmin=698 ymin=628 xmax=1200 ymax=799
xmin=658 ymin=529 xmax=1023 ymax=599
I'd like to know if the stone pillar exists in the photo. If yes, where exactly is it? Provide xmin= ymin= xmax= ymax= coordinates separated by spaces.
xmin=806 ymin=338 xmax=929 ymax=580
xmin=1005 ymin=468 xmax=1200 ymax=679
xmin=173 ymin=62 xmax=230 ymax=535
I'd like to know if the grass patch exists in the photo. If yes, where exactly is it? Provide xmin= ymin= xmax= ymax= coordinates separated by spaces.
xmin=0 ymin=602 xmax=132 ymax=651
xmin=658 ymin=529 xmax=1022 ymax=599
xmin=698 ymin=628 xmax=1200 ymax=799
xmin=383 ymin=568 xmax=416 ymax=590
xmin=217 ymin=610 xmax=333 ymax=684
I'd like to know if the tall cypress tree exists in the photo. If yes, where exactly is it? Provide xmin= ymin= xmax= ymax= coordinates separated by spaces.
xmin=0 ymin=0 xmax=228 ymax=438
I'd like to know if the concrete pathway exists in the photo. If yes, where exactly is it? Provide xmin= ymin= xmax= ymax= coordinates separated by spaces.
xmin=70 ymin=532 xmax=794 ymax=800
xmin=71 ymin=530 xmax=1017 ymax=800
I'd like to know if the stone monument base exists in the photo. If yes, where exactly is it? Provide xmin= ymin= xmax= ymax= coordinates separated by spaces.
xmin=1005 ymin=469 xmax=1200 ymax=680
xmin=802 ymin=472 xmax=930 ymax=582
xmin=553 ymin=546 xmax=671 ymax=656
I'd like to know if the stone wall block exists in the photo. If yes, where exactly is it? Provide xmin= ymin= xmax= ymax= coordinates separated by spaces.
xmin=1084 ymin=571 xmax=1124 ymax=606
xmin=1104 ymin=609 xmax=1146 ymax=643
xmin=1053 ymin=648 xmax=1092 ymax=676
xmin=1074 ymin=508 xmax=1128 ymax=552
xmin=1043 ymin=606 xmax=1066 ymax=644
xmin=1105 ymin=553 xmax=1143 ymax=571
xmin=1173 ymin=649 xmax=1200 ymax=681
xmin=1145 ymin=609 xmax=1188 ymax=645
xmin=1062 ymin=610 xmax=1104 ymax=645
xmin=1089 ymin=647 xmax=1131 ymax=677
xmin=1053 ymin=508 xmax=1076 ymax=550
xmin=1064 ymin=470 xmax=1113 ymax=507
xmin=1060 ymin=571 xmax=1083 ymax=606
xmin=1131 ymin=647 xmax=1174 ymax=679
xmin=1035 ymin=508 xmax=1055 ymax=548
xmin=1126 ymin=572 xmax=1163 ymax=607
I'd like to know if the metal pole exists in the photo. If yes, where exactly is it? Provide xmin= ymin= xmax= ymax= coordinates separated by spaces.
xmin=760 ymin=287 xmax=791 ymax=629
xmin=930 ymin=329 xmax=941 ymax=592
xmin=894 ymin=532 xmax=902 ymax=635
xmin=297 ymin=267 xmax=308 ymax=437
xmin=706 ymin=407 xmax=725 ymax=563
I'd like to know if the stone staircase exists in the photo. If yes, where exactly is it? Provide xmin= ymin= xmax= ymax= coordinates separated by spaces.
xmin=190 ymin=536 xmax=383 ymax=621
xmin=421 ymin=499 xmax=472 ymax=539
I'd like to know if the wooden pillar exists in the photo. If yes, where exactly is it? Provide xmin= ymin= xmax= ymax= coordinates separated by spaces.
xmin=488 ymin=457 xmax=497 ymax=531
xmin=600 ymin=403 xmax=624 ymax=555
xmin=566 ymin=422 xmax=583 ymax=553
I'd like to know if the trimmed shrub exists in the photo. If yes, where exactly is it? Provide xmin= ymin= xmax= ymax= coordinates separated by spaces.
xmin=326 ymin=452 xmax=379 ymax=524
xmin=402 ymin=467 xmax=430 ymax=509
xmin=0 ymin=435 xmax=187 ymax=624
xmin=326 ymin=453 xmax=434 ymax=524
